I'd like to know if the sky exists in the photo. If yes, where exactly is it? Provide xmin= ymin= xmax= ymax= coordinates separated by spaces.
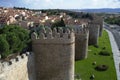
xmin=0 ymin=0 xmax=120 ymax=9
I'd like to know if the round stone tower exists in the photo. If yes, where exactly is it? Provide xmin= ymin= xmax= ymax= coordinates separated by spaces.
xmin=75 ymin=27 xmax=89 ymax=60
xmin=92 ymin=15 xmax=103 ymax=37
xmin=88 ymin=23 xmax=100 ymax=45
xmin=32 ymin=28 xmax=75 ymax=80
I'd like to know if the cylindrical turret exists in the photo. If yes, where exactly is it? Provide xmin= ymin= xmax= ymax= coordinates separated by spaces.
xmin=32 ymin=28 xmax=75 ymax=80
xmin=88 ymin=23 xmax=100 ymax=45
xmin=75 ymin=27 xmax=89 ymax=60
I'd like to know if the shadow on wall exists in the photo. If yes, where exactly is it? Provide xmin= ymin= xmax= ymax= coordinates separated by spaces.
xmin=27 ymin=52 xmax=36 ymax=80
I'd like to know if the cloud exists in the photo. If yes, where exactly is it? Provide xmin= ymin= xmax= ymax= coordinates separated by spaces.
xmin=1 ymin=0 xmax=120 ymax=9
xmin=45 ymin=0 xmax=52 ymax=3
xmin=76 ymin=0 xmax=120 ymax=9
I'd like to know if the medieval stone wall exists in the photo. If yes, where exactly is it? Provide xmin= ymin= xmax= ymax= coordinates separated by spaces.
xmin=0 ymin=52 xmax=35 ymax=80
xmin=0 ymin=19 xmax=103 ymax=80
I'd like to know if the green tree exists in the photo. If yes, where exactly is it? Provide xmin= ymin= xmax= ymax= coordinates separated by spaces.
xmin=0 ymin=25 xmax=30 ymax=58
xmin=51 ymin=18 xmax=66 ymax=29
xmin=105 ymin=17 xmax=120 ymax=26
xmin=0 ymin=35 xmax=10 ymax=58
xmin=6 ymin=32 xmax=21 ymax=53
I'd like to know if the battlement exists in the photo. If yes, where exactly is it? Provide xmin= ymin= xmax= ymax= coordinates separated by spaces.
xmin=88 ymin=23 xmax=100 ymax=28
xmin=74 ymin=26 xmax=89 ymax=36
xmin=32 ymin=27 xmax=75 ymax=80
xmin=0 ymin=52 xmax=31 ymax=70
xmin=32 ymin=27 xmax=75 ymax=44
xmin=0 ymin=52 xmax=35 ymax=80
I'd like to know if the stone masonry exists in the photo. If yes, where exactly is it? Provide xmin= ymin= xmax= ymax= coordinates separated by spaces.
xmin=88 ymin=23 xmax=100 ymax=45
xmin=0 ymin=52 xmax=35 ymax=80
xmin=75 ymin=26 xmax=89 ymax=60
xmin=92 ymin=15 xmax=103 ymax=36
xmin=0 ymin=22 xmax=103 ymax=80
xmin=32 ymin=28 xmax=75 ymax=80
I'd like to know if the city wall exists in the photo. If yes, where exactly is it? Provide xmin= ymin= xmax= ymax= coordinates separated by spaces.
xmin=0 ymin=52 xmax=35 ymax=80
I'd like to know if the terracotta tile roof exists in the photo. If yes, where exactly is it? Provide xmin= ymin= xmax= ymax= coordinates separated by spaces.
xmin=0 ymin=8 xmax=90 ymax=27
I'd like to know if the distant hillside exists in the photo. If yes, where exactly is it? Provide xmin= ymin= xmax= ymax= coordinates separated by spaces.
xmin=70 ymin=8 xmax=120 ymax=13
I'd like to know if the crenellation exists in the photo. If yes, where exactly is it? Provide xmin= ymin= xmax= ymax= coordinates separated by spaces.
xmin=71 ymin=28 xmax=74 ymax=33
xmin=2 ymin=62 xmax=9 ymax=68
xmin=15 ymin=57 xmax=19 ymax=62
xmin=8 ymin=61 xmax=12 ymax=65
xmin=52 ymin=28 xmax=57 ymax=37
xmin=46 ymin=32 xmax=53 ymax=39
xmin=54 ymin=32 xmax=61 ymax=38
xmin=39 ymin=32 xmax=45 ymax=39
xmin=0 ymin=52 xmax=35 ymax=80
xmin=58 ymin=27 xmax=63 ymax=34
xmin=0 ymin=52 xmax=31 ymax=68
xmin=0 ymin=52 xmax=30 ymax=67
xmin=82 ymin=27 xmax=88 ymax=33
xmin=68 ymin=32 xmax=74 ymax=39
xmin=53 ymin=28 xmax=57 ymax=33
xmin=32 ymin=28 xmax=75 ymax=41
xmin=31 ymin=32 xmax=38 ymax=40
xmin=58 ymin=27 xmax=63 ymax=33
xmin=66 ymin=28 xmax=71 ymax=34
xmin=16 ymin=55 xmax=22 ymax=61
xmin=40 ymin=27 xmax=46 ymax=34
xmin=26 ymin=52 xmax=30 ymax=55
xmin=63 ymin=32 xmax=69 ymax=39
xmin=10 ymin=59 xmax=15 ymax=64
xmin=46 ymin=27 xmax=52 ymax=34
xmin=10 ymin=59 xmax=15 ymax=63
xmin=21 ymin=54 xmax=27 ymax=59
xmin=75 ymin=26 xmax=89 ymax=35
xmin=21 ymin=55 xmax=24 ymax=59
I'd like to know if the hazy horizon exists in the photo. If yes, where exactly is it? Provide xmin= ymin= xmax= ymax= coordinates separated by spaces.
xmin=0 ymin=0 xmax=120 ymax=9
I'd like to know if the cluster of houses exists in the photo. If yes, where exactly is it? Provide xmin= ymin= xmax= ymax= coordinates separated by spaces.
xmin=0 ymin=7 xmax=91 ymax=29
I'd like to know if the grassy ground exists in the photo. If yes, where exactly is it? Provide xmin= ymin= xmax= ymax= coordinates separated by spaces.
xmin=75 ymin=30 xmax=117 ymax=80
